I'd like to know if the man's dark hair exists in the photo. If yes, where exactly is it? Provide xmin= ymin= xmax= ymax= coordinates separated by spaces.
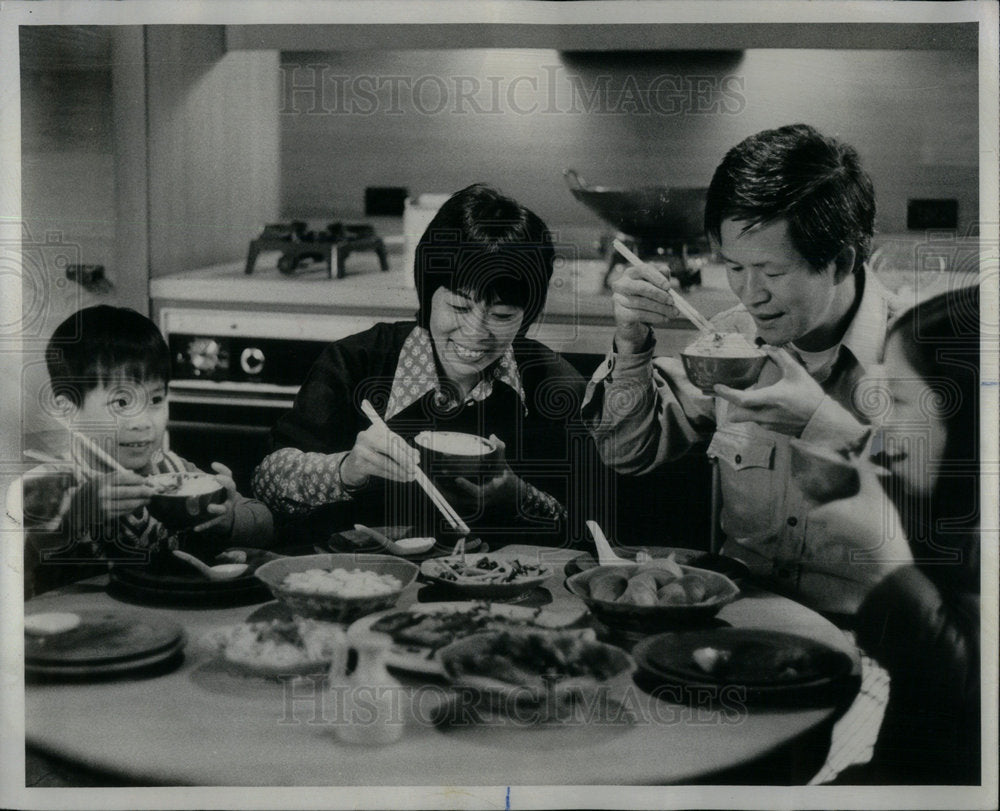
xmin=413 ymin=183 xmax=554 ymax=333
xmin=45 ymin=305 xmax=170 ymax=407
xmin=705 ymin=123 xmax=876 ymax=272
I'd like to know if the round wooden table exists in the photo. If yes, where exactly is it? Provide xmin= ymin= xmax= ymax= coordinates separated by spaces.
xmin=24 ymin=545 xmax=859 ymax=786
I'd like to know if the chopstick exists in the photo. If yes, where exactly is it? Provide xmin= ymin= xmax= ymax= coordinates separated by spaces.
xmin=24 ymin=449 xmax=69 ymax=465
xmin=359 ymin=400 xmax=471 ymax=537
xmin=612 ymin=239 xmax=715 ymax=334
xmin=71 ymin=431 xmax=130 ymax=474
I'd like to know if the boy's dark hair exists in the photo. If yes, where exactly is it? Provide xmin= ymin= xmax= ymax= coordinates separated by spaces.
xmin=45 ymin=305 xmax=170 ymax=407
xmin=705 ymin=123 xmax=876 ymax=272
xmin=413 ymin=184 xmax=554 ymax=333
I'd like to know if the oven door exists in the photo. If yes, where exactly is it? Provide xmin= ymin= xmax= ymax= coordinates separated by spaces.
xmin=166 ymin=385 xmax=296 ymax=495
xmin=159 ymin=308 xmax=381 ymax=494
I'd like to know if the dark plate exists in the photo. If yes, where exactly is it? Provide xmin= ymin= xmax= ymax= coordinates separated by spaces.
xmin=26 ymin=644 xmax=185 ymax=681
xmin=632 ymin=628 xmax=855 ymax=704
xmin=565 ymin=547 xmax=750 ymax=583
xmin=25 ymin=609 xmax=184 ymax=666
xmin=108 ymin=565 xmax=272 ymax=607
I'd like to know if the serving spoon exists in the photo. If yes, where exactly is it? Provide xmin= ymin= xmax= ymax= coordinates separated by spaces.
xmin=585 ymin=521 xmax=651 ymax=567
xmin=172 ymin=549 xmax=248 ymax=581
xmin=353 ymin=524 xmax=436 ymax=557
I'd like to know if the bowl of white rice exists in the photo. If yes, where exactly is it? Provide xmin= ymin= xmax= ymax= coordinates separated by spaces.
xmin=254 ymin=553 xmax=419 ymax=622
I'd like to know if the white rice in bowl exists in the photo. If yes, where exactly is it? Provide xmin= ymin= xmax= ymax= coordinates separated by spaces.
xmin=281 ymin=567 xmax=402 ymax=597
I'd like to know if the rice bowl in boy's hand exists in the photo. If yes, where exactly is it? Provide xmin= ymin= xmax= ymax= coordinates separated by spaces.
xmin=146 ymin=472 xmax=226 ymax=529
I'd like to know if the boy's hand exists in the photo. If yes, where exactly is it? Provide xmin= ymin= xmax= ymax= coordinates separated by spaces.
xmin=192 ymin=462 xmax=237 ymax=535
xmin=94 ymin=471 xmax=155 ymax=518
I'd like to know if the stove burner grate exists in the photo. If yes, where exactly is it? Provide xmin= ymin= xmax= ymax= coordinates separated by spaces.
xmin=245 ymin=221 xmax=389 ymax=279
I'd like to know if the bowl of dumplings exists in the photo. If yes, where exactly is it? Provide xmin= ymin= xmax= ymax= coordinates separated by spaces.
xmin=564 ymin=555 xmax=740 ymax=632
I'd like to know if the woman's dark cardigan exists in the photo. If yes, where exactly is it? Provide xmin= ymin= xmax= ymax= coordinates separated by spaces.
xmin=849 ymin=508 xmax=980 ymax=785
xmin=266 ymin=322 xmax=604 ymax=548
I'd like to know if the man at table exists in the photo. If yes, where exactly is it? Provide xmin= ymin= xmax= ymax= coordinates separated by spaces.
xmin=582 ymin=123 xmax=902 ymax=614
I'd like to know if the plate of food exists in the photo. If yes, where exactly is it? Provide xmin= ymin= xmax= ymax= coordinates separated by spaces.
xmin=200 ymin=617 xmax=347 ymax=679
xmin=632 ymin=628 xmax=855 ymax=703
xmin=348 ymin=601 xmax=589 ymax=675
xmin=565 ymin=555 xmax=739 ymax=632
xmin=565 ymin=546 xmax=750 ymax=583
xmin=438 ymin=629 xmax=635 ymax=707
xmin=420 ymin=553 xmax=552 ymax=599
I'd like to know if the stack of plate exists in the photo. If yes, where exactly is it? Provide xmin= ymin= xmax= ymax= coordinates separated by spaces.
xmin=25 ymin=609 xmax=185 ymax=679
xmin=108 ymin=564 xmax=271 ymax=607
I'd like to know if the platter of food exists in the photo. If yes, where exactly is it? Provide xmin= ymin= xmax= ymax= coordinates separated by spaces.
xmin=200 ymin=617 xmax=347 ymax=679
xmin=419 ymin=554 xmax=551 ymax=599
xmin=348 ymin=601 xmax=589 ymax=676
xmin=632 ymin=628 xmax=855 ymax=703
xmin=439 ymin=630 xmax=636 ymax=707
xmin=565 ymin=556 xmax=739 ymax=632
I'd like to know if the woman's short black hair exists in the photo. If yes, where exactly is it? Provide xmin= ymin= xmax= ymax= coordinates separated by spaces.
xmin=705 ymin=123 xmax=876 ymax=272
xmin=413 ymin=184 xmax=554 ymax=332
xmin=45 ymin=305 xmax=170 ymax=407
xmin=888 ymin=284 xmax=980 ymax=539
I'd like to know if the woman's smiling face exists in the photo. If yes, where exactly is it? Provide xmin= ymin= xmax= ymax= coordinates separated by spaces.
xmin=428 ymin=287 xmax=524 ymax=387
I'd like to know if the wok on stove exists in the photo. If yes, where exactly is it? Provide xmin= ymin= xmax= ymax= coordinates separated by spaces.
xmin=564 ymin=169 xmax=708 ymax=244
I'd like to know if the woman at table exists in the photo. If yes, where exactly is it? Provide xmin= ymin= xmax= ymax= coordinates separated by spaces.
xmin=806 ymin=285 xmax=981 ymax=784
xmin=253 ymin=184 xmax=595 ymax=548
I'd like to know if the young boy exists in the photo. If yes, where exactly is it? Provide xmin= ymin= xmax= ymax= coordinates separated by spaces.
xmin=12 ymin=305 xmax=273 ymax=597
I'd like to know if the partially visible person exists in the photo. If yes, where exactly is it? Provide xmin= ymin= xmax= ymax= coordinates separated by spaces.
xmin=253 ymin=184 xmax=593 ymax=547
xmin=10 ymin=306 xmax=273 ymax=597
xmin=806 ymin=285 xmax=981 ymax=784
xmin=583 ymin=123 xmax=903 ymax=612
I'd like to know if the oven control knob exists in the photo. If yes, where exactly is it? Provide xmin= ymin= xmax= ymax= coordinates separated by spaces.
xmin=240 ymin=347 xmax=265 ymax=376
xmin=186 ymin=338 xmax=225 ymax=376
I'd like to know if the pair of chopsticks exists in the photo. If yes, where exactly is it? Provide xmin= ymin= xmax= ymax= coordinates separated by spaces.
xmin=612 ymin=239 xmax=715 ymax=334
xmin=359 ymin=400 xmax=472 ymax=538
xmin=70 ymin=431 xmax=131 ymax=474
xmin=26 ymin=435 xmax=129 ymax=473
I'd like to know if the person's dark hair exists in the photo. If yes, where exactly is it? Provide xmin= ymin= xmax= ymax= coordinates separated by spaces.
xmin=705 ymin=123 xmax=876 ymax=272
xmin=413 ymin=184 xmax=554 ymax=333
xmin=45 ymin=305 xmax=170 ymax=407
xmin=887 ymin=285 xmax=980 ymax=546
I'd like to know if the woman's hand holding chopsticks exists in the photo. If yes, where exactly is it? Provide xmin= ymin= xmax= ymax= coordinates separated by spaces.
xmin=340 ymin=421 xmax=421 ymax=489
xmin=358 ymin=400 xmax=470 ymax=536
